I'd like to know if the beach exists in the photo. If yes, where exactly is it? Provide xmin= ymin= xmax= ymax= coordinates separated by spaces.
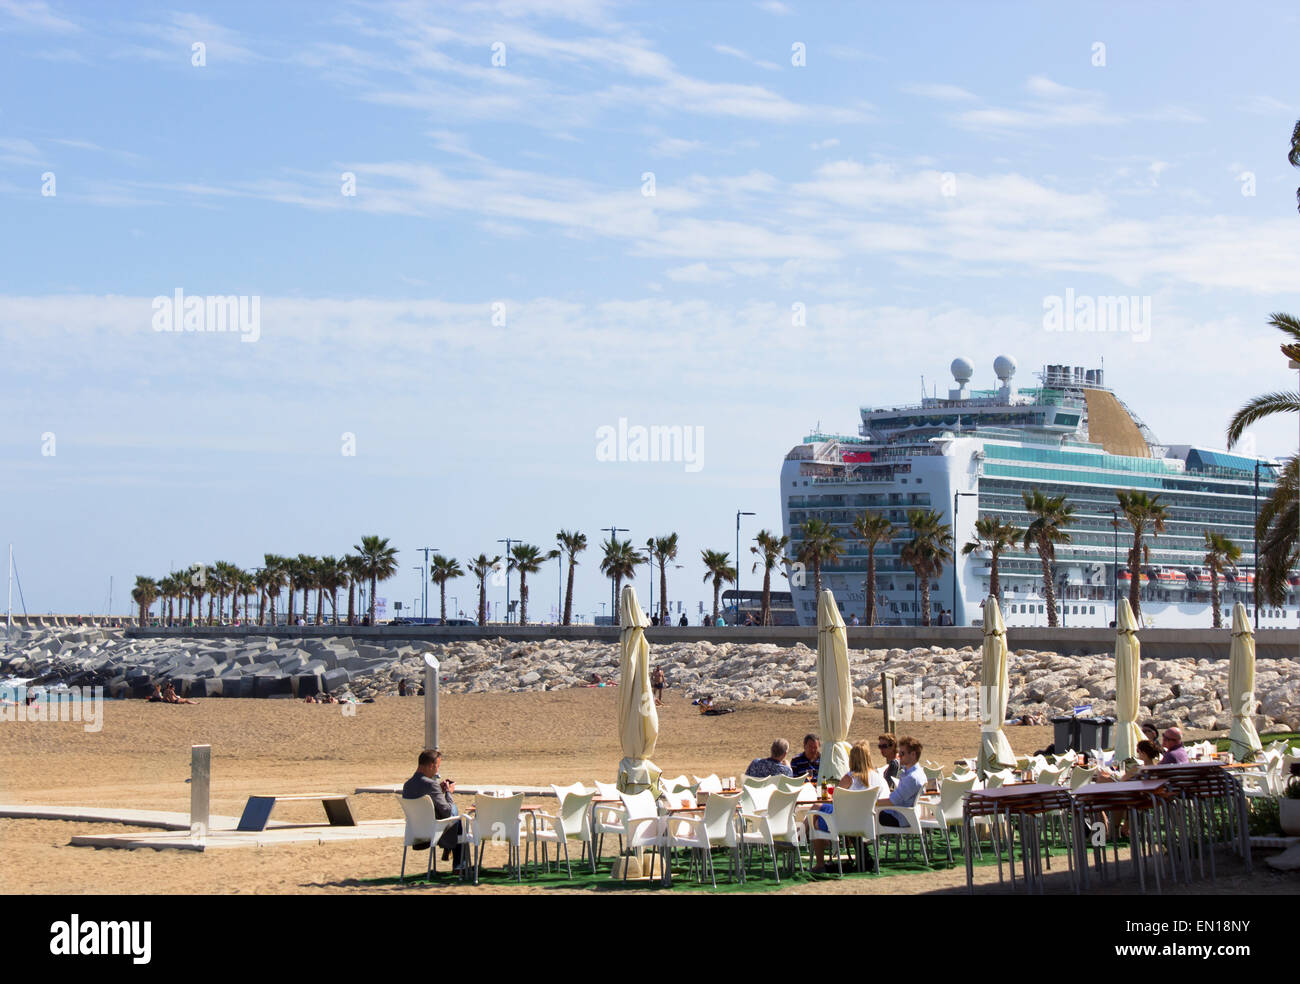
xmin=1 ymin=688 xmax=1291 ymax=895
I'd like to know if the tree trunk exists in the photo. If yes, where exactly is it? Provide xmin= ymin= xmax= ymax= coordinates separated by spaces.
xmin=1038 ymin=546 xmax=1058 ymax=627
xmin=919 ymin=573 xmax=932 ymax=626
xmin=1129 ymin=535 xmax=1143 ymax=620
xmin=812 ymin=560 xmax=822 ymax=598
xmin=613 ymin=576 xmax=623 ymax=625
xmin=1210 ymin=570 xmax=1221 ymax=628
xmin=712 ymin=580 xmax=720 ymax=621
xmin=660 ymin=560 xmax=669 ymax=623
xmin=369 ymin=575 xmax=378 ymax=623
xmin=477 ymin=577 xmax=487 ymax=626
xmin=761 ymin=567 xmax=772 ymax=626
xmin=519 ymin=573 xmax=529 ymax=625
xmin=347 ymin=583 xmax=355 ymax=626
xmin=439 ymin=583 xmax=447 ymax=623
xmin=288 ymin=583 xmax=295 ymax=623
xmin=865 ymin=545 xmax=877 ymax=626
xmin=563 ymin=558 xmax=575 ymax=625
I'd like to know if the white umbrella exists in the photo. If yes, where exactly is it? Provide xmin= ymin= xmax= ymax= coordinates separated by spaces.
xmin=1227 ymin=602 xmax=1262 ymax=762
xmin=816 ymin=589 xmax=853 ymax=785
xmin=1112 ymin=598 xmax=1144 ymax=763
xmin=616 ymin=585 xmax=661 ymax=797
xmin=976 ymin=596 xmax=1017 ymax=776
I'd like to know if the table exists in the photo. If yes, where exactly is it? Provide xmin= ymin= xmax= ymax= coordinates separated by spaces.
xmin=962 ymin=785 xmax=1074 ymax=893
xmin=1071 ymin=780 xmax=1173 ymax=893
xmin=1138 ymin=763 xmax=1251 ymax=880
xmin=236 ymin=793 xmax=355 ymax=832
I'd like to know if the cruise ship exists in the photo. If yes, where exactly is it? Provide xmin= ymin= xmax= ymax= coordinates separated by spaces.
xmin=780 ymin=357 xmax=1297 ymax=629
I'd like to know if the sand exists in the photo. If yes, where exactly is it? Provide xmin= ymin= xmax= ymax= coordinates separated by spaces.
xmin=1 ymin=689 xmax=1292 ymax=895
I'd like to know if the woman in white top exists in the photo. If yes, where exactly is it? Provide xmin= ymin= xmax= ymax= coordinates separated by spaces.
xmin=811 ymin=741 xmax=888 ymax=872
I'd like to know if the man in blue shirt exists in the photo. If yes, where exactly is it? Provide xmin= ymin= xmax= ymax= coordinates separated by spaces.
xmin=745 ymin=738 xmax=794 ymax=779
xmin=880 ymin=736 xmax=925 ymax=827
xmin=790 ymin=734 xmax=821 ymax=779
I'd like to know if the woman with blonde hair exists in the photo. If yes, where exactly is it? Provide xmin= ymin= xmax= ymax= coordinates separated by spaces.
xmin=811 ymin=740 xmax=889 ymax=872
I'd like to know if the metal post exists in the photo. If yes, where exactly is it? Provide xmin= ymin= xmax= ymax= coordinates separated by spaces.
xmin=190 ymin=744 xmax=211 ymax=841
xmin=737 ymin=511 xmax=755 ymax=625
xmin=952 ymin=491 xmax=976 ymax=627
xmin=881 ymin=672 xmax=897 ymax=734
xmin=600 ymin=526 xmax=628 ymax=624
xmin=1112 ymin=509 xmax=1119 ymax=625
xmin=497 ymin=538 xmax=519 ymax=624
xmin=424 ymin=654 xmax=440 ymax=749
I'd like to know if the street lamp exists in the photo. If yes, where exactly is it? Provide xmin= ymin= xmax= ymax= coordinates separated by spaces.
xmin=951 ymin=491 xmax=977 ymax=626
xmin=600 ymin=526 xmax=628 ymax=622
xmin=736 ymin=511 xmax=755 ymax=624
xmin=497 ymin=538 xmax=521 ymax=624
xmin=1253 ymin=460 xmax=1280 ymax=631
xmin=1111 ymin=509 xmax=1120 ymax=625
xmin=410 ymin=566 xmax=422 ymax=621
xmin=417 ymin=547 xmax=438 ymax=621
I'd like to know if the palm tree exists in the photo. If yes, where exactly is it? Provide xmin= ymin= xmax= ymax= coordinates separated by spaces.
xmin=214 ymin=561 xmax=242 ymax=624
xmin=796 ymin=518 xmax=845 ymax=597
xmin=750 ymin=530 xmax=789 ymax=626
xmin=900 ymin=509 xmax=953 ymax=627
xmin=188 ymin=571 xmax=205 ymax=626
xmin=296 ymin=554 xmax=318 ymax=624
xmin=1255 ymin=455 xmax=1298 ymax=608
xmin=700 ymin=549 xmax=737 ymax=623
xmin=647 ymin=534 xmax=680 ymax=623
xmin=599 ymin=538 xmax=645 ymax=625
xmin=132 ymin=576 xmax=158 ymax=624
xmin=508 ymin=543 xmax=557 ymax=625
xmin=344 ymin=554 xmax=365 ymax=625
xmin=158 ymin=572 xmax=183 ymax=626
xmin=1202 ymin=531 xmax=1242 ymax=628
xmin=352 ymin=536 xmax=398 ymax=624
xmin=233 ymin=566 xmax=252 ymax=623
xmin=315 ymin=556 xmax=345 ymax=625
xmin=555 ymin=530 xmax=587 ymax=625
xmin=1291 ymin=119 xmax=1300 ymax=213
xmin=469 ymin=554 xmax=501 ymax=626
xmin=262 ymin=554 xmax=287 ymax=625
xmin=430 ymin=555 xmax=464 ymax=623
xmin=1227 ymin=311 xmax=1300 ymax=607
xmin=1022 ymin=488 xmax=1075 ymax=627
xmin=962 ymin=515 xmax=1023 ymax=604
xmin=852 ymin=512 xmax=894 ymax=626
xmin=1116 ymin=490 xmax=1167 ymax=622
xmin=254 ymin=565 xmax=277 ymax=625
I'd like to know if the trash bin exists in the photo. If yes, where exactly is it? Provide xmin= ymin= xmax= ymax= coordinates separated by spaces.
xmin=1051 ymin=715 xmax=1078 ymax=753
xmin=1077 ymin=717 xmax=1109 ymax=751
xmin=1097 ymin=716 xmax=1115 ymax=750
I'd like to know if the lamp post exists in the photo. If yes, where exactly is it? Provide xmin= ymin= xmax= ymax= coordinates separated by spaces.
xmin=951 ymin=491 xmax=977 ymax=626
xmin=1111 ymin=509 xmax=1119 ymax=625
xmin=1253 ymin=460 xmax=1281 ymax=631
xmin=600 ymin=526 xmax=628 ymax=623
xmin=497 ymin=538 xmax=520 ymax=624
xmin=410 ymin=566 xmax=422 ymax=621
xmin=417 ymin=547 xmax=438 ymax=621
xmin=556 ymin=551 xmax=562 ymax=625
xmin=736 ymin=511 xmax=755 ymax=624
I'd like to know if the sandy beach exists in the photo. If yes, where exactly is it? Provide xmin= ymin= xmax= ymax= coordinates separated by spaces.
xmin=2 ymin=688 xmax=1293 ymax=895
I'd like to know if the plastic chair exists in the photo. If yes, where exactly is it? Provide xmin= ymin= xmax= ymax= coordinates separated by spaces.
xmin=396 ymin=795 xmax=460 ymax=882
xmin=774 ymin=775 xmax=807 ymax=796
xmin=1070 ymin=766 xmax=1097 ymax=791
xmin=532 ymin=787 xmax=597 ymax=878
xmin=807 ymin=786 xmax=882 ymax=875
xmin=740 ymin=789 xmax=806 ymax=883
xmin=875 ymin=799 xmax=929 ymax=866
xmin=661 ymin=788 xmax=697 ymax=810
xmin=592 ymin=780 xmax=627 ymax=859
xmin=693 ymin=774 xmax=724 ymax=794
xmin=919 ymin=774 xmax=975 ymax=864
xmin=619 ymin=790 xmax=666 ymax=883
xmin=922 ymin=762 xmax=945 ymax=788
xmin=662 ymin=774 xmax=694 ymax=794
xmin=1035 ymin=765 xmax=1065 ymax=787
xmin=983 ymin=769 xmax=1015 ymax=789
xmin=699 ymin=791 xmax=745 ymax=883
xmin=464 ymin=792 xmax=526 ymax=885
xmin=740 ymin=782 xmax=776 ymax=815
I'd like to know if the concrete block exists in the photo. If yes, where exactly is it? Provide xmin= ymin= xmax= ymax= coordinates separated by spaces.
xmin=254 ymin=675 xmax=292 ymax=698
xmin=323 ymin=668 xmax=352 ymax=692
xmin=292 ymin=672 xmax=323 ymax=697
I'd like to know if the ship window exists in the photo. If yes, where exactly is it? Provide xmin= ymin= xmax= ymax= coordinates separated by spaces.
xmin=1090 ymin=606 xmax=1095 ymax=614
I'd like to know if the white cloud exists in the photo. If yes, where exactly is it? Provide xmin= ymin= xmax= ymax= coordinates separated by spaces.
xmin=809 ymin=138 xmax=839 ymax=150
xmin=901 ymin=82 xmax=979 ymax=102
xmin=0 ymin=0 xmax=77 ymax=32
xmin=711 ymin=42 xmax=780 ymax=71
xmin=651 ymin=137 xmax=704 ymax=158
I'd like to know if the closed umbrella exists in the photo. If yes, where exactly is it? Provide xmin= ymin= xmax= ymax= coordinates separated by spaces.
xmin=976 ymin=596 xmax=1017 ymax=777
xmin=1113 ymin=597 xmax=1143 ymax=763
xmin=816 ymin=589 xmax=853 ymax=785
xmin=1227 ymin=602 xmax=1262 ymax=763
xmin=616 ymin=585 xmax=661 ymax=797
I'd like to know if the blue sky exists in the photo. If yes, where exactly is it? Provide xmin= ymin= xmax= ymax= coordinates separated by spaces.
xmin=1 ymin=0 xmax=1298 ymax=618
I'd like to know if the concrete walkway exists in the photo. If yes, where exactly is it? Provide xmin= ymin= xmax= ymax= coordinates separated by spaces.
xmin=355 ymin=783 xmax=555 ymax=797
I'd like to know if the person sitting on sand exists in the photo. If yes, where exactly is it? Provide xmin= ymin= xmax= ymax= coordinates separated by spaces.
xmin=147 ymin=684 xmax=164 ymax=703
xmin=402 ymin=748 xmax=464 ymax=870
xmin=1159 ymin=727 xmax=1189 ymax=764
xmin=878 ymin=736 xmax=925 ymax=827
xmin=745 ymin=738 xmax=794 ymax=779
xmin=163 ymin=682 xmax=197 ymax=705
xmin=811 ymin=741 xmax=889 ymax=872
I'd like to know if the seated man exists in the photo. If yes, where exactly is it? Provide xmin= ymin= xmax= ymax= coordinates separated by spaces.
xmin=790 ymin=733 xmax=821 ymax=780
xmin=745 ymin=738 xmax=794 ymax=779
xmin=1159 ymin=726 xmax=1189 ymax=764
xmin=402 ymin=749 xmax=464 ymax=869
xmin=878 ymin=736 xmax=925 ymax=827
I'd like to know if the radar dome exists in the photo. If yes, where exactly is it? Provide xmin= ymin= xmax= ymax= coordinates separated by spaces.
xmin=950 ymin=357 xmax=974 ymax=384
xmin=994 ymin=355 xmax=1018 ymax=381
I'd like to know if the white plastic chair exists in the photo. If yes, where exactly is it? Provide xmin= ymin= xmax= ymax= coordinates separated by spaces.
xmin=983 ymin=769 xmax=1015 ymax=789
xmin=919 ymin=774 xmax=974 ymax=864
xmin=592 ymin=780 xmax=627 ymax=859
xmin=807 ymin=786 xmax=881 ymax=875
xmin=774 ymin=775 xmax=807 ymax=797
xmin=531 ymin=787 xmax=597 ymax=878
xmin=700 ymin=791 xmax=745 ymax=883
xmin=1035 ymin=765 xmax=1065 ymax=787
xmin=464 ymin=792 xmax=526 ymax=885
xmin=396 ymin=795 xmax=460 ymax=882
xmin=1070 ymin=765 xmax=1097 ymax=791
xmin=875 ymin=798 xmax=929 ymax=866
xmin=740 ymin=782 xmax=776 ymax=815
xmin=922 ymin=762 xmax=945 ymax=788
xmin=740 ymin=789 xmax=806 ymax=883
xmin=693 ymin=774 xmax=724 ymax=794
xmin=662 ymin=774 xmax=695 ymax=794
xmin=619 ymin=790 xmax=667 ymax=883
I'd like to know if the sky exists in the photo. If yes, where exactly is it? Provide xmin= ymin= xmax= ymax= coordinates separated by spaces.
xmin=1 ymin=0 xmax=1298 ymax=620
